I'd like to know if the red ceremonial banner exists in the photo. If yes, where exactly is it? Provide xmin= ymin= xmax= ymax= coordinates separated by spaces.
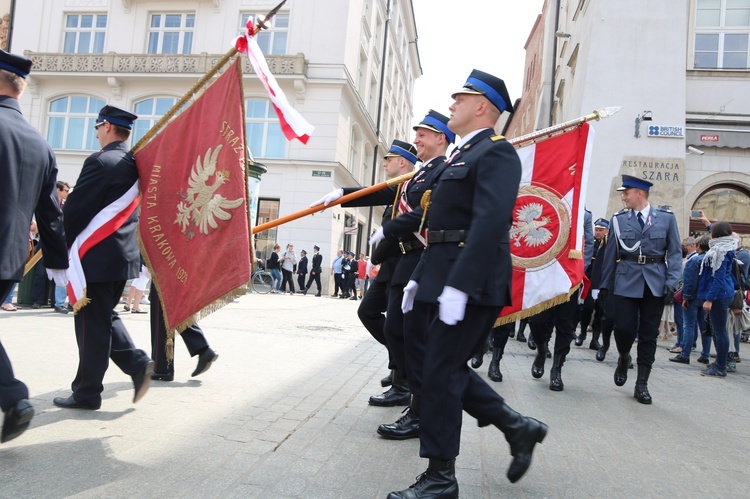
xmin=497 ymin=123 xmax=593 ymax=325
xmin=134 ymin=59 xmax=251 ymax=331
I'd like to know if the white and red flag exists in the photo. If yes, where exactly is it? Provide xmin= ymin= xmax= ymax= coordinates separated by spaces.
xmin=496 ymin=123 xmax=594 ymax=325
xmin=235 ymin=19 xmax=314 ymax=144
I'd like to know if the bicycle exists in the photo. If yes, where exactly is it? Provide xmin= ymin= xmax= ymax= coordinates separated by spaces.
xmin=251 ymin=270 xmax=273 ymax=294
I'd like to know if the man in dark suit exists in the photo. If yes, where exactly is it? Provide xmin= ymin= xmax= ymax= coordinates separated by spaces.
xmin=389 ymin=70 xmax=547 ymax=498
xmin=368 ymin=109 xmax=454 ymax=440
xmin=599 ymin=175 xmax=682 ymax=404
xmin=303 ymin=245 xmax=322 ymax=296
xmin=0 ymin=50 xmax=68 ymax=443
xmin=54 ymin=105 xmax=154 ymax=410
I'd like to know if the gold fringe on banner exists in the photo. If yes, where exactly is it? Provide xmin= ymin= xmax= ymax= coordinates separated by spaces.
xmin=493 ymin=283 xmax=582 ymax=327
xmin=568 ymin=249 xmax=582 ymax=259
xmin=71 ymin=291 xmax=90 ymax=315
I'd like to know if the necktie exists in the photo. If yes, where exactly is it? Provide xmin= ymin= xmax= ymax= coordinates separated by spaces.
xmin=637 ymin=212 xmax=644 ymax=229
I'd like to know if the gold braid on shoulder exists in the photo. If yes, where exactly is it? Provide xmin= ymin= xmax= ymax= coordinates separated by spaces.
xmin=419 ymin=189 xmax=431 ymax=233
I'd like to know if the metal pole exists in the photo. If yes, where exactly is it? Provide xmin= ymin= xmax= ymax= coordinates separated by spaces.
xmin=6 ymin=0 xmax=16 ymax=52
xmin=549 ymin=0 xmax=561 ymax=127
xmin=365 ymin=0 xmax=391 ymax=255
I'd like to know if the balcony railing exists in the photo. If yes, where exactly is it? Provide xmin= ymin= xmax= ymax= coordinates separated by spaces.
xmin=24 ymin=51 xmax=307 ymax=75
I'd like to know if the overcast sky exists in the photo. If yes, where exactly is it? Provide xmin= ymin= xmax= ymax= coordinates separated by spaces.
xmin=410 ymin=0 xmax=545 ymax=128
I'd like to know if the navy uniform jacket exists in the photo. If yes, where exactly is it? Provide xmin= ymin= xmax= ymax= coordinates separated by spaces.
xmin=342 ymin=186 xmax=399 ymax=283
xmin=412 ymin=129 xmax=521 ymax=305
xmin=373 ymin=156 xmax=448 ymax=285
xmin=63 ymin=141 xmax=139 ymax=283
xmin=310 ymin=253 xmax=322 ymax=274
xmin=599 ymin=207 xmax=682 ymax=298
xmin=588 ymin=235 xmax=607 ymax=288
xmin=297 ymin=255 xmax=308 ymax=275
xmin=0 ymin=96 xmax=67 ymax=280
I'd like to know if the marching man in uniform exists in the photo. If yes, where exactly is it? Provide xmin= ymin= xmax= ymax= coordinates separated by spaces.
xmin=599 ymin=174 xmax=682 ymax=404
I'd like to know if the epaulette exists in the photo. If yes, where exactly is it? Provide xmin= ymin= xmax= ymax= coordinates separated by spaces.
xmin=656 ymin=206 xmax=673 ymax=213
xmin=615 ymin=208 xmax=628 ymax=215
xmin=490 ymin=135 xmax=505 ymax=142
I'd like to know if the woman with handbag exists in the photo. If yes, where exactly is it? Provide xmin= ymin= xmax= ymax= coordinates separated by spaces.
xmin=670 ymin=235 xmax=711 ymax=365
xmin=696 ymin=222 xmax=739 ymax=377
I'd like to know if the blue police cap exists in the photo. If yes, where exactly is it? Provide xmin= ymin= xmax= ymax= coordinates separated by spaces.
xmin=594 ymin=218 xmax=610 ymax=229
xmin=452 ymin=69 xmax=513 ymax=113
xmin=413 ymin=110 xmax=455 ymax=144
xmin=384 ymin=139 xmax=419 ymax=164
xmin=616 ymin=174 xmax=653 ymax=192
xmin=313 ymin=245 xmax=320 ymax=251
xmin=0 ymin=49 xmax=32 ymax=79
xmin=95 ymin=105 xmax=138 ymax=130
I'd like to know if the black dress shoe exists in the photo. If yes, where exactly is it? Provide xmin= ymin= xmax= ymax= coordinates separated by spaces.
xmin=31 ymin=303 xmax=42 ymax=309
xmin=669 ymin=354 xmax=690 ymax=364
xmin=369 ymin=387 xmax=410 ymax=407
xmin=506 ymin=418 xmax=548 ymax=483
xmin=531 ymin=351 xmax=546 ymax=379
xmin=470 ymin=352 xmax=484 ymax=369
xmin=192 ymin=348 xmax=219 ymax=377
xmin=151 ymin=372 xmax=174 ymax=381
xmin=1 ymin=399 xmax=34 ymax=443
xmin=315 ymin=292 xmax=321 ymax=297
xmin=614 ymin=354 xmax=631 ymax=387
xmin=516 ymin=331 xmax=526 ymax=342
xmin=377 ymin=408 xmax=420 ymax=440
xmin=549 ymin=368 xmax=563 ymax=391
xmin=589 ymin=341 xmax=601 ymax=351
xmin=53 ymin=395 xmax=100 ymax=410
xmin=574 ymin=334 xmax=584 ymax=347
xmin=132 ymin=360 xmax=155 ymax=403
xmin=54 ymin=306 xmax=69 ymax=314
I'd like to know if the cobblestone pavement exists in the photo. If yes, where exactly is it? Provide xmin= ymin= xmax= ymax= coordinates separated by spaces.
xmin=1 ymin=292 xmax=748 ymax=498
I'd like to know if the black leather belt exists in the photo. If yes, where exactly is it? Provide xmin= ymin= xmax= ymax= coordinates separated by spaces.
xmin=619 ymin=253 xmax=666 ymax=265
xmin=428 ymin=230 xmax=469 ymax=244
xmin=398 ymin=240 xmax=425 ymax=254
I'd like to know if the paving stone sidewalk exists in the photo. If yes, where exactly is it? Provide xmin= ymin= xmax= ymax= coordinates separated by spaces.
xmin=0 ymin=292 xmax=748 ymax=498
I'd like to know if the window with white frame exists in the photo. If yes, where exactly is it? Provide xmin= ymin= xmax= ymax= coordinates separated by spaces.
xmin=132 ymin=97 xmax=187 ymax=145
xmin=694 ymin=0 xmax=750 ymax=69
xmin=147 ymin=13 xmax=195 ymax=54
xmin=63 ymin=14 xmax=107 ymax=53
xmin=47 ymin=95 xmax=106 ymax=151
xmin=246 ymin=99 xmax=286 ymax=158
xmin=349 ymin=126 xmax=361 ymax=174
xmin=239 ymin=13 xmax=289 ymax=55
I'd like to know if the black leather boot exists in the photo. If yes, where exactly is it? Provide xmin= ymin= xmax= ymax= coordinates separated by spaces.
xmin=470 ymin=340 xmax=489 ymax=369
xmin=488 ymin=348 xmax=503 ymax=382
xmin=369 ymin=369 xmax=410 ymax=406
xmin=549 ymin=354 xmax=565 ymax=391
xmin=589 ymin=329 xmax=601 ymax=350
xmin=614 ymin=353 xmax=631 ymax=387
xmin=531 ymin=340 xmax=546 ymax=379
xmin=490 ymin=402 xmax=548 ymax=483
xmin=378 ymin=395 xmax=420 ymax=439
xmin=575 ymin=330 xmax=586 ymax=347
xmin=634 ymin=365 xmax=652 ymax=404
xmin=545 ymin=341 xmax=551 ymax=358
xmin=597 ymin=330 xmax=611 ymax=361
xmin=381 ymin=370 xmax=393 ymax=387
xmin=527 ymin=334 xmax=536 ymax=350
xmin=387 ymin=459 xmax=458 ymax=499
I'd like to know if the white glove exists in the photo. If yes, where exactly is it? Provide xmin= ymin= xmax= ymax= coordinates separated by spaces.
xmin=369 ymin=226 xmax=385 ymax=246
xmin=310 ymin=188 xmax=343 ymax=207
xmin=591 ymin=289 xmax=599 ymax=300
xmin=366 ymin=258 xmax=374 ymax=278
xmin=401 ymin=280 xmax=418 ymax=314
xmin=437 ymin=286 xmax=468 ymax=325
xmin=46 ymin=268 xmax=69 ymax=287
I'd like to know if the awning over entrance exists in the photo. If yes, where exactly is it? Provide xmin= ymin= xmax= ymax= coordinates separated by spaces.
xmin=686 ymin=125 xmax=750 ymax=148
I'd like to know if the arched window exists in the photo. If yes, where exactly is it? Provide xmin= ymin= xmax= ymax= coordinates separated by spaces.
xmin=47 ymin=95 xmax=106 ymax=151
xmin=132 ymin=97 xmax=183 ymax=145
xmin=246 ymin=99 xmax=285 ymax=158
xmin=691 ymin=183 xmax=750 ymax=235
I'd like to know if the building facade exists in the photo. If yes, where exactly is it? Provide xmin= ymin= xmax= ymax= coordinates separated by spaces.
xmin=511 ymin=0 xmax=750 ymax=243
xmin=9 ymin=0 xmax=420 ymax=291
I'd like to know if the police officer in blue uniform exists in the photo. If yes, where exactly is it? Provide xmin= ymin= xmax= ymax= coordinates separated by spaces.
xmin=0 ymin=49 xmax=68 ymax=442
xmin=303 ymin=245 xmax=322 ymax=296
xmin=599 ymin=174 xmax=682 ymax=404
xmin=54 ymin=105 xmax=155 ymax=410
xmin=389 ymin=70 xmax=547 ymax=498
xmin=369 ymin=110 xmax=454 ymax=440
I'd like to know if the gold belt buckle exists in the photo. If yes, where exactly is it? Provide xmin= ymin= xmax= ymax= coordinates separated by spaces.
xmin=637 ymin=254 xmax=646 ymax=265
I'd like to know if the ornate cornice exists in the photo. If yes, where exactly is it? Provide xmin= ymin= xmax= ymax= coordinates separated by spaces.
xmin=24 ymin=51 xmax=307 ymax=76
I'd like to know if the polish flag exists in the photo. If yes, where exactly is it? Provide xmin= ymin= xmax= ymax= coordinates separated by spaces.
xmin=235 ymin=21 xmax=315 ymax=144
xmin=496 ymin=123 xmax=594 ymax=325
